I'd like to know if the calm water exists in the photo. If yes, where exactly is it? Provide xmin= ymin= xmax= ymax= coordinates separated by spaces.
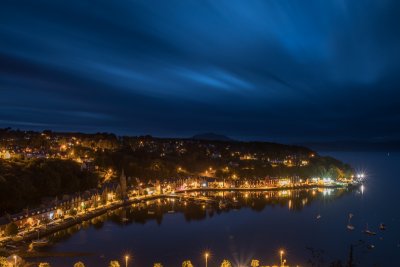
xmin=38 ymin=152 xmax=400 ymax=267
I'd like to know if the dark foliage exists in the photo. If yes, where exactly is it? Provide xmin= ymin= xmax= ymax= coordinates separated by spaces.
xmin=0 ymin=158 xmax=98 ymax=214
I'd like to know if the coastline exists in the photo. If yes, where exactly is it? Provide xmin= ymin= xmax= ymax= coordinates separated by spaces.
xmin=1 ymin=182 xmax=360 ymax=260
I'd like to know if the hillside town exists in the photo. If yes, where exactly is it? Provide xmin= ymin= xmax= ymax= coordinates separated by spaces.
xmin=0 ymin=128 xmax=361 ymax=266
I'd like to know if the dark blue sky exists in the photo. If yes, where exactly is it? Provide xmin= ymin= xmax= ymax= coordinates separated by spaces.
xmin=1 ymin=0 xmax=400 ymax=142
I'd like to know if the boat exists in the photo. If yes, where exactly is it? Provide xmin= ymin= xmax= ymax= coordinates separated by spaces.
xmin=367 ymin=244 xmax=375 ymax=250
xmin=167 ymin=210 xmax=175 ymax=213
xmin=347 ymin=213 xmax=355 ymax=230
xmin=11 ymin=235 xmax=23 ymax=242
xmin=5 ymin=244 xmax=17 ymax=249
xmin=147 ymin=211 xmax=155 ymax=215
xmin=121 ymin=218 xmax=129 ymax=222
xmin=219 ymin=200 xmax=227 ymax=209
xmin=379 ymin=223 xmax=386 ymax=230
xmin=364 ymin=229 xmax=377 ymax=236
xmin=31 ymin=230 xmax=50 ymax=247
xmin=363 ymin=224 xmax=376 ymax=236
xmin=316 ymin=214 xmax=321 ymax=220
xmin=31 ymin=238 xmax=50 ymax=247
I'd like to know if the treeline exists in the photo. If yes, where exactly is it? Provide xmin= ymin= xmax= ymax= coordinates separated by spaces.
xmin=0 ymin=159 xmax=98 ymax=214
xmin=0 ymin=128 xmax=119 ymax=151
xmin=94 ymin=148 xmax=353 ymax=181
xmin=0 ymin=129 xmax=318 ymax=179
xmin=0 ymin=128 xmax=312 ymax=157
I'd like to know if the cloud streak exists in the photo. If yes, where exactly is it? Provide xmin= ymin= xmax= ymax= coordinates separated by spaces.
xmin=0 ymin=0 xmax=400 ymax=141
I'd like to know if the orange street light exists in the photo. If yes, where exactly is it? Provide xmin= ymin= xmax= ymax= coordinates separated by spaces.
xmin=125 ymin=255 xmax=130 ymax=267
xmin=204 ymin=252 xmax=210 ymax=267
xmin=280 ymin=250 xmax=284 ymax=267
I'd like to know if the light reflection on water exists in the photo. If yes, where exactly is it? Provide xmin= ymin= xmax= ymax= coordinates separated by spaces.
xmin=35 ymin=152 xmax=400 ymax=267
xmin=37 ymin=187 xmax=358 ymax=266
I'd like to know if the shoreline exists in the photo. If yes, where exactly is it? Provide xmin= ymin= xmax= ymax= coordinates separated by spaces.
xmin=175 ymin=183 xmax=358 ymax=193
xmin=2 ymin=183 xmax=359 ymax=258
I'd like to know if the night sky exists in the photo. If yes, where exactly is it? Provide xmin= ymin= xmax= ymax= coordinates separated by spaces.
xmin=1 ymin=1 xmax=400 ymax=142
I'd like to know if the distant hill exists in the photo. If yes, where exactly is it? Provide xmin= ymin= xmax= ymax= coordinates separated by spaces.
xmin=192 ymin=133 xmax=234 ymax=142
xmin=299 ymin=140 xmax=400 ymax=152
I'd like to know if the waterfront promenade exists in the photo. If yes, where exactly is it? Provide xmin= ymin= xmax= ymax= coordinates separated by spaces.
xmin=0 ymin=181 xmax=359 ymax=257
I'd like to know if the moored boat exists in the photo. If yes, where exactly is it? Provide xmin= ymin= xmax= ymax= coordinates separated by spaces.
xmin=347 ymin=213 xmax=355 ymax=230
xmin=31 ymin=238 xmax=50 ymax=247
xmin=31 ymin=230 xmax=50 ymax=247
xmin=5 ymin=244 xmax=17 ymax=249
xmin=11 ymin=235 xmax=23 ymax=242
xmin=219 ymin=200 xmax=227 ymax=209
xmin=363 ymin=224 xmax=376 ymax=236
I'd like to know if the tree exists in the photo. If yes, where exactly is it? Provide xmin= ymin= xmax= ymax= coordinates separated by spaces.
xmin=182 ymin=260 xmax=194 ymax=267
xmin=73 ymin=262 xmax=85 ymax=267
xmin=154 ymin=263 xmax=163 ymax=267
xmin=5 ymin=222 xmax=18 ymax=236
xmin=0 ymin=158 xmax=98 ymax=214
xmin=119 ymin=169 xmax=127 ymax=199
xmin=39 ymin=263 xmax=51 ymax=267
xmin=101 ymin=188 xmax=108 ymax=205
xmin=220 ymin=260 xmax=232 ymax=267
xmin=251 ymin=259 xmax=260 ymax=267
xmin=93 ymin=198 xmax=98 ymax=208
xmin=109 ymin=261 xmax=120 ymax=267
xmin=115 ymin=184 xmax=122 ymax=200
xmin=69 ymin=208 xmax=77 ymax=216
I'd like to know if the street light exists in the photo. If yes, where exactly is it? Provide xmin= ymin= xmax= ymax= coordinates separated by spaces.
xmin=125 ymin=255 xmax=129 ymax=267
xmin=204 ymin=252 xmax=210 ymax=267
xmin=279 ymin=250 xmax=284 ymax=267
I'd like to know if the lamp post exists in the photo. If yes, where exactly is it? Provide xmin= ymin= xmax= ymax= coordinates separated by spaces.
xmin=280 ymin=250 xmax=284 ymax=267
xmin=125 ymin=255 xmax=129 ymax=267
xmin=205 ymin=252 xmax=209 ymax=267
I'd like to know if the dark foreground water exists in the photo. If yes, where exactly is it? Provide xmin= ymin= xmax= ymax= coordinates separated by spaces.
xmin=38 ymin=152 xmax=400 ymax=267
